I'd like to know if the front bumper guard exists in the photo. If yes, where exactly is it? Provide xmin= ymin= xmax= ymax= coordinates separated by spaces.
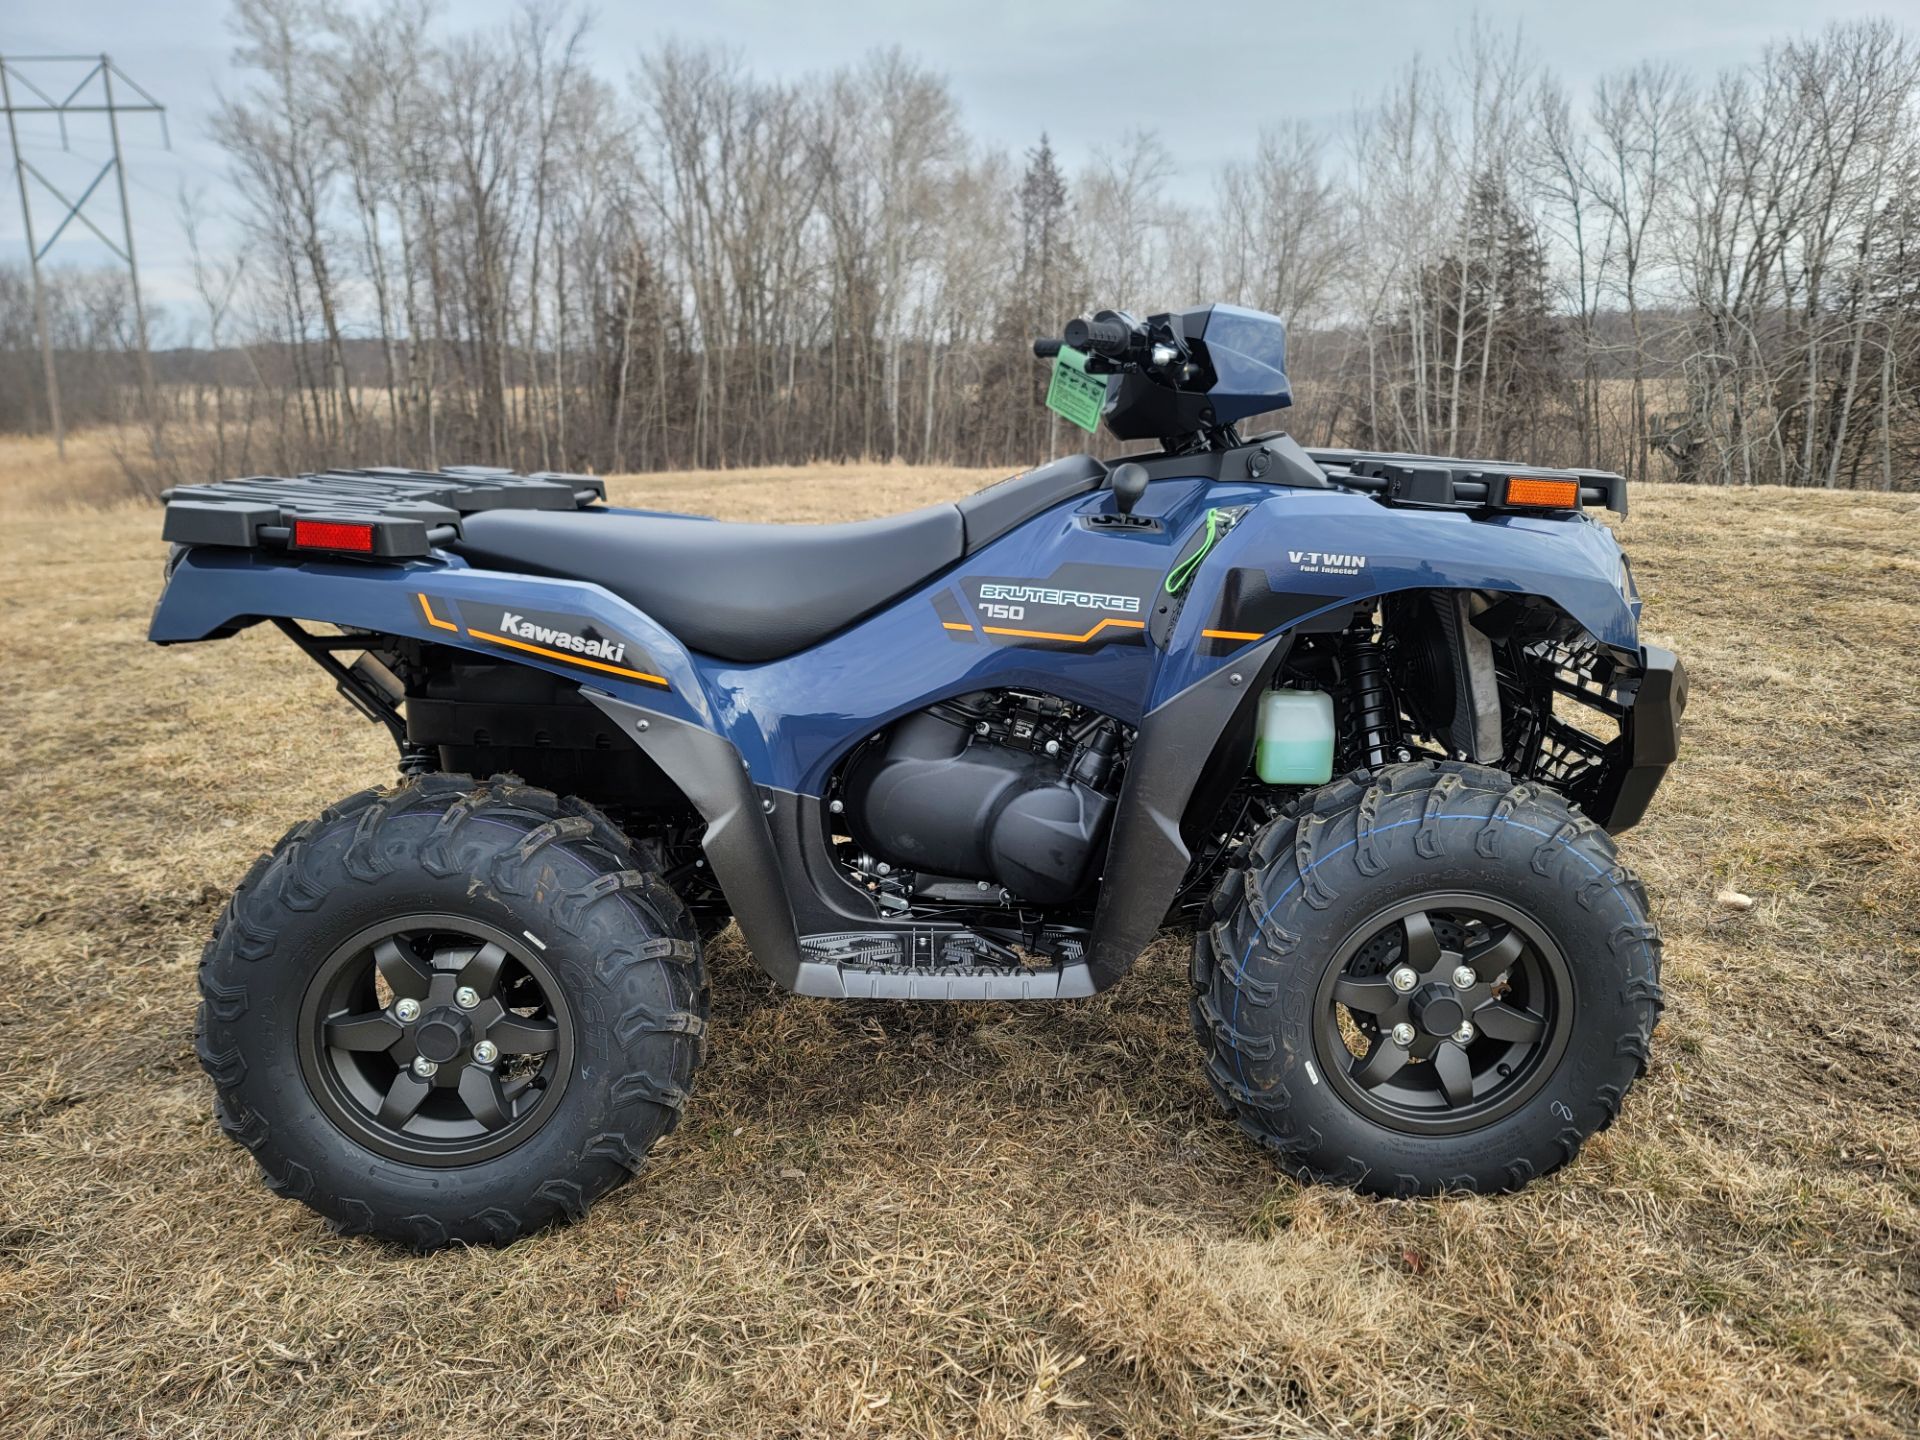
xmin=1599 ymin=644 xmax=1688 ymax=832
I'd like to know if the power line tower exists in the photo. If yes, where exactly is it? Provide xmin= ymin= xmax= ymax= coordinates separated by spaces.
xmin=0 ymin=54 xmax=168 ymax=460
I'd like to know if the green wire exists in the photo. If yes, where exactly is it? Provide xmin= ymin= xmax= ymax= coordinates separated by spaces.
xmin=1164 ymin=508 xmax=1223 ymax=595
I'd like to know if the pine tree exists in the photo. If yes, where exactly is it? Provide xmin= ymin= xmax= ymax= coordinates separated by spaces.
xmin=989 ymin=135 xmax=1082 ymax=453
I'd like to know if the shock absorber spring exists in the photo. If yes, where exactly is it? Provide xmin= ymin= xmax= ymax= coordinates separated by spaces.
xmin=1342 ymin=628 xmax=1400 ymax=770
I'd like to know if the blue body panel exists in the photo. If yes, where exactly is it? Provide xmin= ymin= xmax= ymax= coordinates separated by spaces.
xmin=150 ymin=473 xmax=1640 ymax=795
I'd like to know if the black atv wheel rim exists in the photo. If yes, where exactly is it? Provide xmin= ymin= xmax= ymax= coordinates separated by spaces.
xmin=297 ymin=915 xmax=574 ymax=1167
xmin=1311 ymin=894 xmax=1572 ymax=1137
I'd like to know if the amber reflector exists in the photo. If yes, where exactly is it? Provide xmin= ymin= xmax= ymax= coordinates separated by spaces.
xmin=1505 ymin=476 xmax=1580 ymax=508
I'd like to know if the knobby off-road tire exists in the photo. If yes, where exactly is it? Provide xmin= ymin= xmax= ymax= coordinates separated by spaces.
xmin=1191 ymin=761 xmax=1662 ymax=1197
xmin=195 ymin=775 xmax=709 ymax=1248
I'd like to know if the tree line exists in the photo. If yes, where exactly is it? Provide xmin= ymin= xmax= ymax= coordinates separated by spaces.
xmin=4 ymin=2 xmax=1919 ymax=494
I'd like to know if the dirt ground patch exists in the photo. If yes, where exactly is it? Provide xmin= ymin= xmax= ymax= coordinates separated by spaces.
xmin=0 ymin=458 xmax=1916 ymax=1438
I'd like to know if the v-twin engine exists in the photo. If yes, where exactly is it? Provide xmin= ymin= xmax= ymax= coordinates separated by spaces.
xmin=839 ymin=692 xmax=1124 ymax=906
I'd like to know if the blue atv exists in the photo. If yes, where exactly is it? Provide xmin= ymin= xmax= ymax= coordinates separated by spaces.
xmin=151 ymin=304 xmax=1685 ymax=1246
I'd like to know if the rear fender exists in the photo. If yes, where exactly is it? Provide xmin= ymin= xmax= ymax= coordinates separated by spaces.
xmin=149 ymin=547 xmax=713 ymax=726
xmin=150 ymin=549 xmax=813 ymax=979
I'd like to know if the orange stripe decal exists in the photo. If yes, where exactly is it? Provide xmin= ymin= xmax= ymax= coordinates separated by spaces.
xmin=980 ymin=617 xmax=1146 ymax=644
xmin=1201 ymin=628 xmax=1264 ymax=642
xmin=942 ymin=621 xmax=974 ymax=632
xmin=417 ymin=593 xmax=459 ymax=631
xmin=468 ymin=628 xmax=669 ymax=687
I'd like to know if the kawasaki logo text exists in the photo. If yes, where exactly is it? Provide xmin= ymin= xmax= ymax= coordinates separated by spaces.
xmin=497 ymin=612 xmax=626 ymax=663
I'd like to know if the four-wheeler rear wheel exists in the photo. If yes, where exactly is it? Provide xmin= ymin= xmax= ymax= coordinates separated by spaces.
xmin=1191 ymin=761 xmax=1662 ymax=1196
xmin=195 ymin=775 xmax=708 ymax=1249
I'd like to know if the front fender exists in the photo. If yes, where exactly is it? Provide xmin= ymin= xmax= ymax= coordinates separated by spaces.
xmin=1152 ymin=489 xmax=1638 ymax=702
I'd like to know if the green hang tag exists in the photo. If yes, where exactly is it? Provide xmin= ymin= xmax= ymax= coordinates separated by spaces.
xmin=1045 ymin=346 xmax=1108 ymax=433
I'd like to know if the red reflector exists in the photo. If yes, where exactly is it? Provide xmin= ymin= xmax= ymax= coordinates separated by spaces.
xmin=293 ymin=519 xmax=375 ymax=552
xmin=1505 ymin=476 xmax=1580 ymax=509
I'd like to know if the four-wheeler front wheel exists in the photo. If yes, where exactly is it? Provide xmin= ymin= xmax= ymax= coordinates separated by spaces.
xmin=1191 ymin=761 xmax=1662 ymax=1196
xmin=195 ymin=775 xmax=708 ymax=1249
xmin=1308 ymin=894 xmax=1575 ymax=1137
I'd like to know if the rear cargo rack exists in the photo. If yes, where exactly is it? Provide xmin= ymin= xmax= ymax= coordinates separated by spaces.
xmin=1305 ymin=448 xmax=1627 ymax=516
xmin=161 ymin=465 xmax=607 ymax=559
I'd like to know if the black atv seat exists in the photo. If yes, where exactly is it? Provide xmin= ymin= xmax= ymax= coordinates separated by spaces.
xmin=453 ymin=454 xmax=1108 ymax=664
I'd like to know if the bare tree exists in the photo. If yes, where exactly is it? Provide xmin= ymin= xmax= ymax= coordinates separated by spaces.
xmin=1588 ymin=64 xmax=1688 ymax=479
xmin=1214 ymin=122 xmax=1348 ymax=332
xmin=1077 ymin=130 xmax=1174 ymax=311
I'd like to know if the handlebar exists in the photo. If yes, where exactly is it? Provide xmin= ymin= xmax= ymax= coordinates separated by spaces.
xmin=1036 ymin=311 xmax=1168 ymax=372
xmin=1063 ymin=315 xmax=1135 ymax=359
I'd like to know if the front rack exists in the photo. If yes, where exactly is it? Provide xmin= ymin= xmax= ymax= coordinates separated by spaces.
xmin=161 ymin=465 xmax=606 ymax=559
xmin=1306 ymin=448 xmax=1628 ymax=516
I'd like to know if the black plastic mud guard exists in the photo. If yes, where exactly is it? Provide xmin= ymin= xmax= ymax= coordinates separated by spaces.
xmin=1600 ymin=644 xmax=1688 ymax=833
xmin=582 ymin=688 xmax=805 ymax=988
xmin=1086 ymin=633 xmax=1291 ymax=990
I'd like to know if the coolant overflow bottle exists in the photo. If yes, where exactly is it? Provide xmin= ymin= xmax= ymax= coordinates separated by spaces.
xmin=1254 ymin=689 xmax=1335 ymax=786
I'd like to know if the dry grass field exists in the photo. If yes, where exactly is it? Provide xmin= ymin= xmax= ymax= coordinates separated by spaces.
xmin=0 ymin=442 xmax=1917 ymax=1439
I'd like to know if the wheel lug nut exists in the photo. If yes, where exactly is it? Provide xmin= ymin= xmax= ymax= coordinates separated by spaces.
xmin=394 ymin=998 xmax=421 ymax=1023
xmin=1452 ymin=965 xmax=1477 ymax=990
xmin=455 ymin=986 xmax=481 ymax=1010
xmin=472 ymin=1040 xmax=499 ymax=1065
xmin=1391 ymin=1022 xmax=1416 ymax=1047
xmin=411 ymin=1056 xmax=438 ymax=1078
xmin=1453 ymin=1021 xmax=1476 ymax=1045
xmin=1389 ymin=967 xmax=1418 ymax=993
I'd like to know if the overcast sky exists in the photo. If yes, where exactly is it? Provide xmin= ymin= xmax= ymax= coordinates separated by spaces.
xmin=1 ymin=0 xmax=1905 ymax=318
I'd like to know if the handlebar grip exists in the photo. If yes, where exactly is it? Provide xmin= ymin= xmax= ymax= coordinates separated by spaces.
xmin=1033 ymin=338 xmax=1062 ymax=358
xmin=1063 ymin=316 xmax=1133 ymax=358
